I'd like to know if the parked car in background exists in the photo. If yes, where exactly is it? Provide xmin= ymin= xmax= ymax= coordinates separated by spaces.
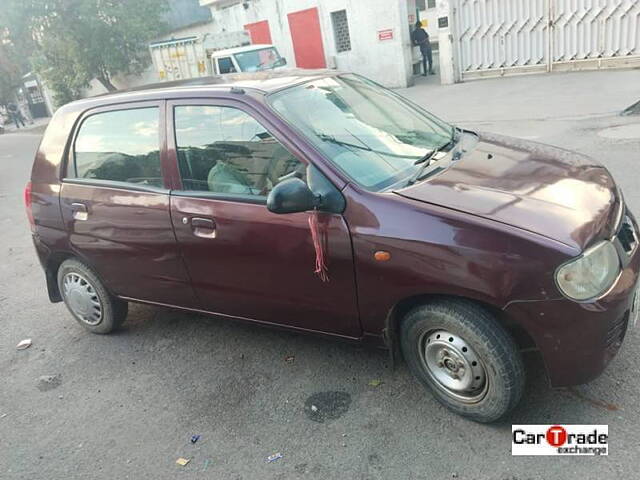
xmin=26 ymin=70 xmax=639 ymax=422
xmin=210 ymin=45 xmax=287 ymax=74
xmin=150 ymin=33 xmax=286 ymax=81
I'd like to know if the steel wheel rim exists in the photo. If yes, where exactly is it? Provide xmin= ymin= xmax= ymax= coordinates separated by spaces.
xmin=419 ymin=329 xmax=488 ymax=403
xmin=62 ymin=272 xmax=103 ymax=326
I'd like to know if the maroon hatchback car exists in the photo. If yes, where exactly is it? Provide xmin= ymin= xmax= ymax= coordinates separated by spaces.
xmin=27 ymin=71 xmax=639 ymax=422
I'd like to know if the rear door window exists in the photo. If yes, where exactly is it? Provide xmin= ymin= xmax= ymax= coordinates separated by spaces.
xmin=70 ymin=107 xmax=163 ymax=188
xmin=173 ymin=105 xmax=305 ymax=198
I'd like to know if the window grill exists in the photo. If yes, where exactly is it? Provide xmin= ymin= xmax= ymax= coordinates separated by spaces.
xmin=331 ymin=10 xmax=351 ymax=53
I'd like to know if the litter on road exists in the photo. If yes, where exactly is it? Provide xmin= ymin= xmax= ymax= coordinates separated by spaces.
xmin=190 ymin=434 xmax=200 ymax=444
xmin=284 ymin=355 xmax=295 ymax=363
xmin=16 ymin=338 xmax=32 ymax=350
xmin=311 ymin=405 xmax=318 ymax=412
xmin=37 ymin=374 xmax=62 ymax=392
xmin=266 ymin=453 xmax=283 ymax=463
xmin=368 ymin=379 xmax=383 ymax=387
xmin=176 ymin=457 xmax=190 ymax=466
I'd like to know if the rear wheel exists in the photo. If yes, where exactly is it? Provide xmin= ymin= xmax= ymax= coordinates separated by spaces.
xmin=57 ymin=259 xmax=128 ymax=334
xmin=400 ymin=299 xmax=524 ymax=423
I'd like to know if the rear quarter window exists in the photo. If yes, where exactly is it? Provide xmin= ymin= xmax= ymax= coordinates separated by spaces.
xmin=69 ymin=107 xmax=162 ymax=188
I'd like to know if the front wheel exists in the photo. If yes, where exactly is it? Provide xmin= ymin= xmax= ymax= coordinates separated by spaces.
xmin=57 ymin=259 xmax=128 ymax=334
xmin=400 ymin=299 xmax=524 ymax=423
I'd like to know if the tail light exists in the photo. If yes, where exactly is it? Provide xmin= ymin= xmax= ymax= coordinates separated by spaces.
xmin=24 ymin=181 xmax=34 ymax=228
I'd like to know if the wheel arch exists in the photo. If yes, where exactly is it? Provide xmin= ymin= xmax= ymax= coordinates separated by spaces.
xmin=44 ymin=251 xmax=76 ymax=302
xmin=45 ymin=250 xmax=111 ymax=303
xmin=384 ymin=293 xmax=539 ymax=364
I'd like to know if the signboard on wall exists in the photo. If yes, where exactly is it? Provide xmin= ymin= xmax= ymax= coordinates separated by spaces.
xmin=378 ymin=29 xmax=394 ymax=41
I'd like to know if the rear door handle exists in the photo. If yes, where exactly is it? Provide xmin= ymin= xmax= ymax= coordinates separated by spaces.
xmin=190 ymin=217 xmax=216 ymax=239
xmin=71 ymin=202 xmax=88 ymax=221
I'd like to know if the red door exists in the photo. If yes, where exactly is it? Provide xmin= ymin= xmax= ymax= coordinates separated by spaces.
xmin=244 ymin=20 xmax=272 ymax=44
xmin=287 ymin=8 xmax=326 ymax=68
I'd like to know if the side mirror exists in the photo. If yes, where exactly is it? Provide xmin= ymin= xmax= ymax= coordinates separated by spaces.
xmin=274 ymin=57 xmax=287 ymax=67
xmin=267 ymin=178 xmax=318 ymax=214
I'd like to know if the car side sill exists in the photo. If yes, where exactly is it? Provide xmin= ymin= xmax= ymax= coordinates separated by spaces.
xmin=118 ymin=295 xmax=364 ymax=343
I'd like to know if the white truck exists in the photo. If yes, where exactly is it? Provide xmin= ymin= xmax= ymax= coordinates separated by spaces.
xmin=210 ymin=44 xmax=287 ymax=75
xmin=149 ymin=31 xmax=287 ymax=82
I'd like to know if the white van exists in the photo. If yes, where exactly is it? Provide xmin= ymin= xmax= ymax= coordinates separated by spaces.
xmin=211 ymin=44 xmax=287 ymax=75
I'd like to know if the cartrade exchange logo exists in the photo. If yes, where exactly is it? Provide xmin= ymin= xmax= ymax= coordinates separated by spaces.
xmin=512 ymin=425 xmax=608 ymax=455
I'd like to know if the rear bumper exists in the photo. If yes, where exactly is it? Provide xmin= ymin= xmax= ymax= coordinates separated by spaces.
xmin=32 ymin=233 xmax=62 ymax=303
xmin=505 ymin=239 xmax=639 ymax=387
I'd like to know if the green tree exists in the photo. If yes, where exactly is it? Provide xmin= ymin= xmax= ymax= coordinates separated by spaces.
xmin=0 ymin=45 xmax=20 ymax=106
xmin=0 ymin=25 xmax=29 ymax=106
xmin=0 ymin=0 xmax=168 ymax=105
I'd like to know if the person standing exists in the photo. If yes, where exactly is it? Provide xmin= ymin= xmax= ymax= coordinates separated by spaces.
xmin=412 ymin=20 xmax=434 ymax=76
xmin=7 ymin=102 xmax=25 ymax=128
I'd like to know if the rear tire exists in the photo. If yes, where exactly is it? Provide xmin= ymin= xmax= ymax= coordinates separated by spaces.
xmin=57 ymin=259 xmax=128 ymax=334
xmin=400 ymin=298 xmax=524 ymax=423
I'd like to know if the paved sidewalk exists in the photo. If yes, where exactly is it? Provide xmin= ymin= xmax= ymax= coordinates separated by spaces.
xmin=1 ymin=116 xmax=50 ymax=135
xmin=401 ymin=68 xmax=640 ymax=123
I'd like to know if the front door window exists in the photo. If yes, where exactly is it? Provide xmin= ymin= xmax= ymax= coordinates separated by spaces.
xmin=174 ymin=105 xmax=306 ymax=197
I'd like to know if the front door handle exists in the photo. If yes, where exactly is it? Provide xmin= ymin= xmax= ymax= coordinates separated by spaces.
xmin=71 ymin=202 xmax=88 ymax=221
xmin=190 ymin=217 xmax=216 ymax=239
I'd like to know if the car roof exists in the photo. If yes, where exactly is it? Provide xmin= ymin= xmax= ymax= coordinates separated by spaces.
xmin=69 ymin=69 xmax=340 ymax=108
xmin=211 ymin=44 xmax=276 ymax=56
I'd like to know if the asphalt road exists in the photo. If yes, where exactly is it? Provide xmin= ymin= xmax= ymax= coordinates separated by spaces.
xmin=2 ymin=72 xmax=640 ymax=479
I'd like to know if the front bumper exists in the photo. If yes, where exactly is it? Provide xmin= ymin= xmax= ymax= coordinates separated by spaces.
xmin=505 ymin=215 xmax=640 ymax=387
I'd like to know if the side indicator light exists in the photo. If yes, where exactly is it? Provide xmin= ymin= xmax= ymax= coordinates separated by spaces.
xmin=374 ymin=251 xmax=391 ymax=262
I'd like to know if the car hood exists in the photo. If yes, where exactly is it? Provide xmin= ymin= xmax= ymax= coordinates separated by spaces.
xmin=394 ymin=132 xmax=620 ymax=251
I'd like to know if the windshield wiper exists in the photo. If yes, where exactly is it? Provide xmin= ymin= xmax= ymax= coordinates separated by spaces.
xmin=404 ymin=128 xmax=462 ymax=186
xmin=413 ymin=149 xmax=436 ymax=165
xmin=437 ymin=126 xmax=461 ymax=153
xmin=317 ymin=133 xmax=423 ymax=160
xmin=405 ymin=149 xmax=438 ymax=186
xmin=318 ymin=133 xmax=372 ymax=152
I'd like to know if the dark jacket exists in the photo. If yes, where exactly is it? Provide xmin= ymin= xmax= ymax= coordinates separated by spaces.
xmin=412 ymin=27 xmax=431 ymax=55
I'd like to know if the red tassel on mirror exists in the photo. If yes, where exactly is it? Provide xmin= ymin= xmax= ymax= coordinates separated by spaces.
xmin=308 ymin=209 xmax=329 ymax=282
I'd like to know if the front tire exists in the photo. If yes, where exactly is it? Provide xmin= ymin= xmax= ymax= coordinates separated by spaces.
xmin=57 ymin=259 xmax=128 ymax=334
xmin=400 ymin=299 xmax=524 ymax=423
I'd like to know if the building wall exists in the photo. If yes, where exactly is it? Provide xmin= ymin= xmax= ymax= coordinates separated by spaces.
xmin=203 ymin=0 xmax=416 ymax=88
xmin=82 ymin=0 xmax=417 ymax=100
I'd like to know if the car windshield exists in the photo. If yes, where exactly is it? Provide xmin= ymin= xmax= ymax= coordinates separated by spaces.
xmin=269 ymin=74 xmax=453 ymax=191
xmin=234 ymin=47 xmax=282 ymax=72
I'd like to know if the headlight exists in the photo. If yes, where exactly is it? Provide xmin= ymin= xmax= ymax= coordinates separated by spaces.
xmin=556 ymin=241 xmax=620 ymax=301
